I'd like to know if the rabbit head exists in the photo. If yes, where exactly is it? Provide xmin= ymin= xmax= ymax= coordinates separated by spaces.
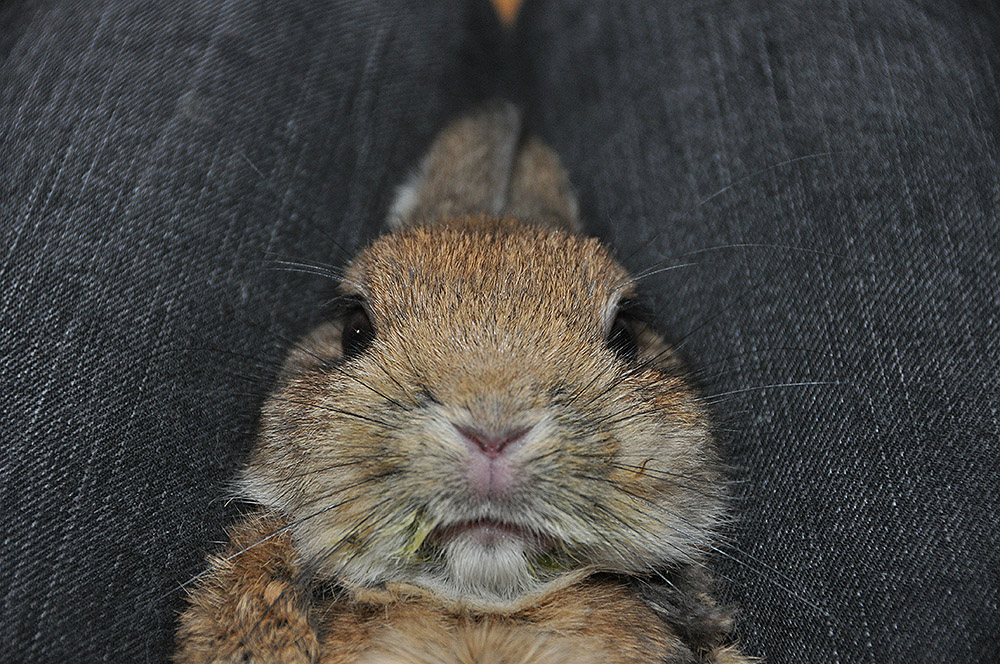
xmin=242 ymin=103 xmax=724 ymax=606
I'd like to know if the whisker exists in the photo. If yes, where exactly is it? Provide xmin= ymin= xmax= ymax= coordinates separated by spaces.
xmin=243 ymin=457 xmax=405 ymax=488
xmin=671 ymin=275 xmax=773 ymax=354
xmin=595 ymin=380 xmax=842 ymax=430
xmin=264 ymin=261 xmax=342 ymax=281
xmin=241 ymin=497 xmax=399 ymax=646
xmin=698 ymin=151 xmax=855 ymax=207
xmin=256 ymin=255 xmax=366 ymax=294
xmin=695 ymin=380 xmax=843 ymax=406
xmin=613 ymin=261 xmax=707 ymax=293
xmin=684 ymin=346 xmax=837 ymax=377
xmin=261 ymin=253 xmax=350 ymax=276
xmin=236 ymin=149 xmax=355 ymax=260
xmin=289 ymin=470 xmax=402 ymax=514
xmin=299 ymin=496 xmax=400 ymax=583
xmin=249 ymin=393 xmax=393 ymax=428
xmin=560 ymin=484 xmax=702 ymax=567
xmin=163 ymin=490 xmax=374 ymax=602
xmin=606 ymin=461 xmax=728 ymax=489
xmin=272 ymin=330 xmax=411 ymax=411
xmin=606 ymin=481 xmax=832 ymax=618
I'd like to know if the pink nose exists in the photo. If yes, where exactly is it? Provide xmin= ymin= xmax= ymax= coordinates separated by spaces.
xmin=456 ymin=426 xmax=530 ymax=459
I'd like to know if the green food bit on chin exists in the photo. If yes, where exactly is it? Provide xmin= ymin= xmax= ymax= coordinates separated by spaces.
xmin=528 ymin=550 xmax=567 ymax=575
xmin=393 ymin=509 xmax=434 ymax=561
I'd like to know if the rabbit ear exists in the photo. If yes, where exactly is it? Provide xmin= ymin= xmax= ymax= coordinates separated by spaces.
xmin=389 ymin=102 xmax=581 ymax=233
xmin=502 ymin=135 xmax=581 ymax=233
xmin=389 ymin=102 xmax=521 ymax=228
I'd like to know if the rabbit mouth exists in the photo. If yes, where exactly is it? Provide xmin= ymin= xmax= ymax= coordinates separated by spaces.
xmin=430 ymin=519 xmax=552 ymax=553
xmin=417 ymin=518 xmax=561 ymax=601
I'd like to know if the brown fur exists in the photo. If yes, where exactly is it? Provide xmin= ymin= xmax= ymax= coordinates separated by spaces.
xmin=176 ymin=105 xmax=751 ymax=662
xmin=175 ymin=512 xmax=320 ymax=664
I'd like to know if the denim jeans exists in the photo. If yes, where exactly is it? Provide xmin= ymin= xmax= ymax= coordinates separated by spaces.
xmin=2 ymin=1 xmax=997 ymax=661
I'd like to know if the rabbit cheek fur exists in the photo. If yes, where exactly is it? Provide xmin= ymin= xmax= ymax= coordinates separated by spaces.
xmin=242 ymin=217 xmax=725 ymax=606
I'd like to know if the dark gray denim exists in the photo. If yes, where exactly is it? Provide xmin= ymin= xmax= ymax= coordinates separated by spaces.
xmin=1 ymin=0 xmax=997 ymax=661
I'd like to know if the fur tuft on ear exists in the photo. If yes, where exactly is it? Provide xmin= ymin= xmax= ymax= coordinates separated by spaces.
xmin=388 ymin=102 xmax=581 ymax=233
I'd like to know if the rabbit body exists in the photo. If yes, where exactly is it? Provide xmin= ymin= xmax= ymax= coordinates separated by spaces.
xmin=176 ymin=104 xmax=750 ymax=663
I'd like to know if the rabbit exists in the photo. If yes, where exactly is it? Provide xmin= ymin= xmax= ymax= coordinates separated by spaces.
xmin=175 ymin=102 xmax=752 ymax=664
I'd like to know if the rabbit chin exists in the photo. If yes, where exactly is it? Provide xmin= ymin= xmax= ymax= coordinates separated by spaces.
xmin=429 ymin=532 xmax=540 ymax=601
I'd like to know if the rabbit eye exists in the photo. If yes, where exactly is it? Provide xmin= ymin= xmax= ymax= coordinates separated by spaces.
xmin=342 ymin=307 xmax=374 ymax=359
xmin=606 ymin=314 xmax=639 ymax=362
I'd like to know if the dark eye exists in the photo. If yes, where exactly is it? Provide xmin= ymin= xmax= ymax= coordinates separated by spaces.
xmin=342 ymin=307 xmax=374 ymax=359
xmin=606 ymin=314 xmax=639 ymax=362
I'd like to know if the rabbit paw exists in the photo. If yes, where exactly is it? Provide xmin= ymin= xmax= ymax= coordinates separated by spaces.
xmin=175 ymin=512 xmax=319 ymax=664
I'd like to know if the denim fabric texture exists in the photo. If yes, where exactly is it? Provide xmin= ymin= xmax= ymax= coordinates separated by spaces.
xmin=1 ymin=0 xmax=998 ymax=662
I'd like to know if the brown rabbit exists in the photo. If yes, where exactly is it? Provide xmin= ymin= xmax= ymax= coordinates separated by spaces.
xmin=175 ymin=103 xmax=752 ymax=664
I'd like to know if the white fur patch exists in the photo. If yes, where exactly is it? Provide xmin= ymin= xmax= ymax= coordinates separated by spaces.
xmin=387 ymin=172 xmax=424 ymax=228
xmin=444 ymin=532 xmax=533 ymax=598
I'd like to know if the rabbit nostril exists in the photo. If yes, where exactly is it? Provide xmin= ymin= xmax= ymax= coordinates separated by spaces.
xmin=456 ymin=426 xmax=530 ymax=459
